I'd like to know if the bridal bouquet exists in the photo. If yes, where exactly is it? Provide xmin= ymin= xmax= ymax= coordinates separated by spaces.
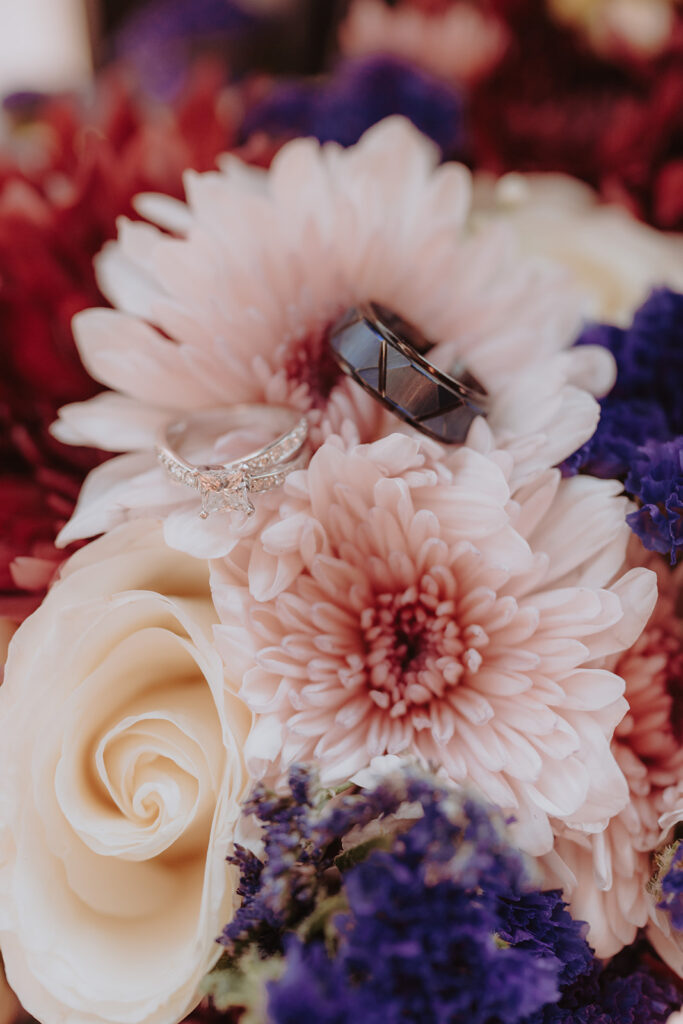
xmin=0 ymin=2 xmax=682 ymax=1023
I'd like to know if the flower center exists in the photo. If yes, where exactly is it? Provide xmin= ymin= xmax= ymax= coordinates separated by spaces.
xmin=360 ymin=579 xmax=486 ymax=718
xmin=282 ymin=322 xmax=342 ymax=410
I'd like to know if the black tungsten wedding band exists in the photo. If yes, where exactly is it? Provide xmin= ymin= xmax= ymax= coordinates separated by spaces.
xmin=329 ymin=302 xmax=489 ymax=444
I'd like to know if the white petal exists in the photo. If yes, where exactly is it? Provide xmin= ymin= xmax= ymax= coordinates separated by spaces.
xmin=73 ymin=309 xmax=219 ymax=408
xmin=52 ymin=393 xmax=169 ymax=451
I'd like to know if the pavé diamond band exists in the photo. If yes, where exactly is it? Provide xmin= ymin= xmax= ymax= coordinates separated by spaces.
xmin=156 ymin=405 xmax=309 ymax=519
xmin=329 ymin=302 xmax=489 ymax=444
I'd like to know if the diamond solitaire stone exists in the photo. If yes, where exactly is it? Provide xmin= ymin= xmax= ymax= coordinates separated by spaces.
xmin=197 ymin=466 xmax=255 ymax=519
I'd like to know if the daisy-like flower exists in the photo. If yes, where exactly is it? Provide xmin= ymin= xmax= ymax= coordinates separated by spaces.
xmin=55 ymin=117 xmax=613 ymax=559
xmin=211 ymin=432 xmax=657 ymax=856
xmin=544 ymin=555 xmax=682 ymax=958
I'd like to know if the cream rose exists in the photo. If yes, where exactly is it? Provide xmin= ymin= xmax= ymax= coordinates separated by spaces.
xmin=0 ymin=521 xmax=252 ymax=1024
xmin=473 ymin=171 xmax=683 ymax=325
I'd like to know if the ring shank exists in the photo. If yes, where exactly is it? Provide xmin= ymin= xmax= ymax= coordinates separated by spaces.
xmin=164 ymin=404 xmax=306 ymax=473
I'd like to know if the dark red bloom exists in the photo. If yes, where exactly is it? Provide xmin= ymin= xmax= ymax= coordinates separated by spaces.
xmin=599 ymin=41 xmax=683 ymax=229
xmin=471 ymin=0 xmax=683 ymax=230
xmin=0 ymin=64 xmax=249 ymax=622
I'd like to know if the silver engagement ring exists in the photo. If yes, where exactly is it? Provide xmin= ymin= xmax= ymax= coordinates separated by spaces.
xmin=156 ymin=405 xmax=309 ymax=519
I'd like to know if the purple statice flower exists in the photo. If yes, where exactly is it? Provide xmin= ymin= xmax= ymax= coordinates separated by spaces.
xmin=563 ymin=289 xmax=683 ymax=562
xmin=219 ymin=765 xmax=322 ymax=958
xmin=218 ymin=764 xmax=418 ymax=959
xmin=207 ymin=766 xmax=682 ymax=1023
xmin=561 ymin=399 xmax=670 ymax=481
xmin=269 ymin=924 xmax=681 ymax=1024
xmin=264 ymin=941 xmax=355 ymax=1024
xmin=625 ymin=438 xmax=683 ymax=563
xmin=591 ymin=969 xmax=682 ymax=1024
xmin=210 ymin=766 xmax=591 ymax=1023
xmin=576 ymin=288 xmax=683 ymax=429
xmin=265 ymin=787 xmax=564 ymax=1024
xmin=659 ymin=842 xmax=683 ymax=931
xmin=241 ymin=55 xmax=465 ymax=155
xmin=496 ymin=890 xmax=592 ymax=989
xmin=531 ymin=941 xmax=682 ymax=1024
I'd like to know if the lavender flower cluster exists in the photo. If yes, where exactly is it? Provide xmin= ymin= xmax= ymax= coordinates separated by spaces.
xmin=202 ymin=767 xmax=682 ymax=1024
xmin=564 ymin=288 xmax=683 ymax=564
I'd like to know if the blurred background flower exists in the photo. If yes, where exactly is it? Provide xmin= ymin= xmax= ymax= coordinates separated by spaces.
xmin=547 ymin=0 xmax=680 ymax=58
xmin=471 ymin=0 xmax=683 ymax=229
xmin=338 ymin=0 xmax=509 ymax=85
xmin=0 ymin=66 xmax=255 ymax=622
xmin=562 ymin=288 xmax=683 ymax=563
xmin=110 ymin=0 xmax=309 ymax=99
xmin=241 ymin=55 xmax=465 ymax=154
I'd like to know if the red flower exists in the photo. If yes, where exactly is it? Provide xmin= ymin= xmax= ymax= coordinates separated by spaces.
xmin=471 ymin=0 xmax=683 ymax=230
xmin=0 ymin=64 xmax=249 ymax=622
xmin=600 ymin=44 xmax=683 ymax=229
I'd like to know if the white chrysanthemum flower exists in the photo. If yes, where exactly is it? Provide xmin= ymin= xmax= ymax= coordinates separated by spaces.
xmin=54 ymin=118 xmax=612 ymax=558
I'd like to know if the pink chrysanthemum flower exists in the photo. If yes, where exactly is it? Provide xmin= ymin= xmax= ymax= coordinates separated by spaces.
xmin=544 ymin=556 xmax=683 ymax=957
xmin=211 ymin=433 xmax=656 ymax=856
xmin=339 ymin=0 xmax=509 ymax=85
xmin=54 ymin=117 xmax=613 ymax=559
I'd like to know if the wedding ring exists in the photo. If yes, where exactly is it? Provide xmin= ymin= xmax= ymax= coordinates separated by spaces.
xmin=156 ymin=405 xmax=309 ymax=519
xmin=329 ymin=302 xmax=489 ymax=443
